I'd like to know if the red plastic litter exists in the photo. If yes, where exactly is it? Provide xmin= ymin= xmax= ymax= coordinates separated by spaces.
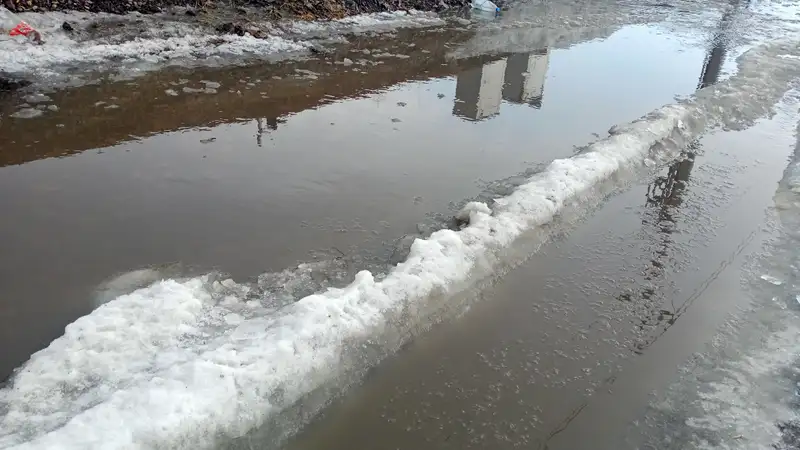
xmin=9 ymin=21 xmax=35 ymax=37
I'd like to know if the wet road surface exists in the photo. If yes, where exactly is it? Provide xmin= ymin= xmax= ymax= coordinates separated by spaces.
xmin=3 ymin=0 xmax=800 ymax=448
xmin=283 ymin=99 xmax=800 ymax=450
xmin=0 ymin=21 xmax=714 ymax=380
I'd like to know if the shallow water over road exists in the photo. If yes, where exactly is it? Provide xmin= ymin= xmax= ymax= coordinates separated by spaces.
xmin=2 ymin=0 xmax=796 ymax=448
xmin=0 ymin=21 xmax=715 ymax=381
xmin=280 ymin=98 xmax=800 ymax=450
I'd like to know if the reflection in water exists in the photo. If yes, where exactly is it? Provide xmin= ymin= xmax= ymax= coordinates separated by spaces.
xmin=502 ymin=50 xmax=549 ymax=107
xmin=453 ymin=58 xmax=508 ymax=120
xmin=255 ymin=117 xmax=283 ymax=146
xmin=697 ymin=0 xmax=747 ymax=89
xmin=453 ymin=50 xmax=549 ymax=121
xmin=614 ymin=1 xmax=749 ymax=353
xmin=697 ymin=34 xmax=726 ymax=89
xmin=642 ymin=149 xmax=696 ymax=281
xmin=624 ymin=149 xmax=696 ymax=350
xmin=646 ymin=151 xmax=695 ymax=210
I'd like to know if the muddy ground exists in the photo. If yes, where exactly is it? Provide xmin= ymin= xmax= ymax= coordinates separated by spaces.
xmin=0 ymin=0 xmax=474 ymax=92
xmin=2 ymin=0 xmax=470 ymax=19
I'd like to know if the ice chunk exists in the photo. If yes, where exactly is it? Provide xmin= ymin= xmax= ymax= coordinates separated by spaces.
xmin=23 ymin=93 xmax=51 ymax=103
xmin=472 ymin=0 xmax=500 ymax=12
xmin=11 ymin=108 xmax=43 ymax=119
xmin=760 ymin=274 xmax=784 ymax=285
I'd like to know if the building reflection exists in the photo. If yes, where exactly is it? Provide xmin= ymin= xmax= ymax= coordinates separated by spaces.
xmin=622 ymin=0 xmax=747 ymax=352
xmin=453 ymin=58 xmax=508 ymax=120
xmin=502 ymin=50 xmax=549 ymax=108
xmin=697 ymin=8 xmax=736 ymax=88
xmin=453 ymin=49 xmax=549 ymax=121
xmin=255 ymin=116 xmax=283 ymax=147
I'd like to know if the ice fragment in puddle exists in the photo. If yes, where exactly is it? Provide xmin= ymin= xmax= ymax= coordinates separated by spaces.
xmin=11 ymin=108 xmax=43 ymax=119
xmin=472 ymin=0 xmax=500 ymax=13
xmin=24 ymin=93 xmax=51 ymax=103
xmin=760 ymin=274 xmax=784 ymax=285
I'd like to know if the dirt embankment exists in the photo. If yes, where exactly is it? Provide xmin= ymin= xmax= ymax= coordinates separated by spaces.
xmin=3 ymin=0 xmax=469 ymax=19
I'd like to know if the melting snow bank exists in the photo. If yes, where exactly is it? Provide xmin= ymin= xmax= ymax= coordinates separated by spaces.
xmin=2 ymin=32 xmax=308 ymax=73
xmin=3 ymin=40 xmax=800 ymax=450
xmin=281 ymin=10 xmax=443 ymax=37
xmin=626 ymin=101 xmax=800 ymax=450
xmin=0 ymin=7 xmax=303 ymax=77
xmin=0 ymin=8 xmax=441 ymax=80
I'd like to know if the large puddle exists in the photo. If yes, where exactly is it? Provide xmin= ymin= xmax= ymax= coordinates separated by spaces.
xmin=2 ymin=0 xmax=792 ymax=447
xmin=279 ymin=94 xmax=800 ymax=450
xmin=0 ymin=22 xmax=717 ymax=380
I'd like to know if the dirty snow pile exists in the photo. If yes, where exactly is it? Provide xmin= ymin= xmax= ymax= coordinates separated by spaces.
xmin=3 ymin=38 xmax=800 ymax=450
xmin=0 ymin=8 xmax=442 ymax=78
xmin=0 ymin=8 xmax=308 ymax=76
xmin=283 ymin=10 xmax=444 ymax=37
xmin=2 ymin=32 xmax=308 ymax=74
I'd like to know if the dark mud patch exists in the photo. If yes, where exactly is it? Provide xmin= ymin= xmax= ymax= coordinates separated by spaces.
xmin=0 ymin=73 xmax=31 ymax=93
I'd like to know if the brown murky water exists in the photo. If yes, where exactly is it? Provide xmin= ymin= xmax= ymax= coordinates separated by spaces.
xmin=282 ymin=96 xmax=800 ymax=450
xmin=0 ymin=22 xmax=714 ymax=382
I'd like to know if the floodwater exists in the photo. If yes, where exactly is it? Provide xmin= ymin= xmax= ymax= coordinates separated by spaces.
xmin=283 ymin=94 xmax=800 ymax=450
xmin=2 ymin=0 xmax=799 ymax=448
xmin=0 ymin=21 xmax=713 ymax=380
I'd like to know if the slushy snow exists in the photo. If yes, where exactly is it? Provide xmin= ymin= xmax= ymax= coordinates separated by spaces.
xmin=0 ymin=8 xmax=443 ymax=77
xmin=0 ymin=27 xmax=308 ymax=75
xmin=3 ymin=39 xmax=800 ymax=450
xmin=282 ymin=10 xmax=444 ymax=37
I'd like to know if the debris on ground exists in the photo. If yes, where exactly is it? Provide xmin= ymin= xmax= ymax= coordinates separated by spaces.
xmin=3 ymin=0 xmax=469 ymax=19
xmin=8 ymin=20 xmax=44 ymax=44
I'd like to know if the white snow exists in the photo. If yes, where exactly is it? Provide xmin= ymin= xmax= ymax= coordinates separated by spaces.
xmin=10 ymin=108 xmax=43 ymax=119
xmin=760 ymin=274 xmax=785 ymax=285
xmin=2 ymin=34 xmax=800 ymax=450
